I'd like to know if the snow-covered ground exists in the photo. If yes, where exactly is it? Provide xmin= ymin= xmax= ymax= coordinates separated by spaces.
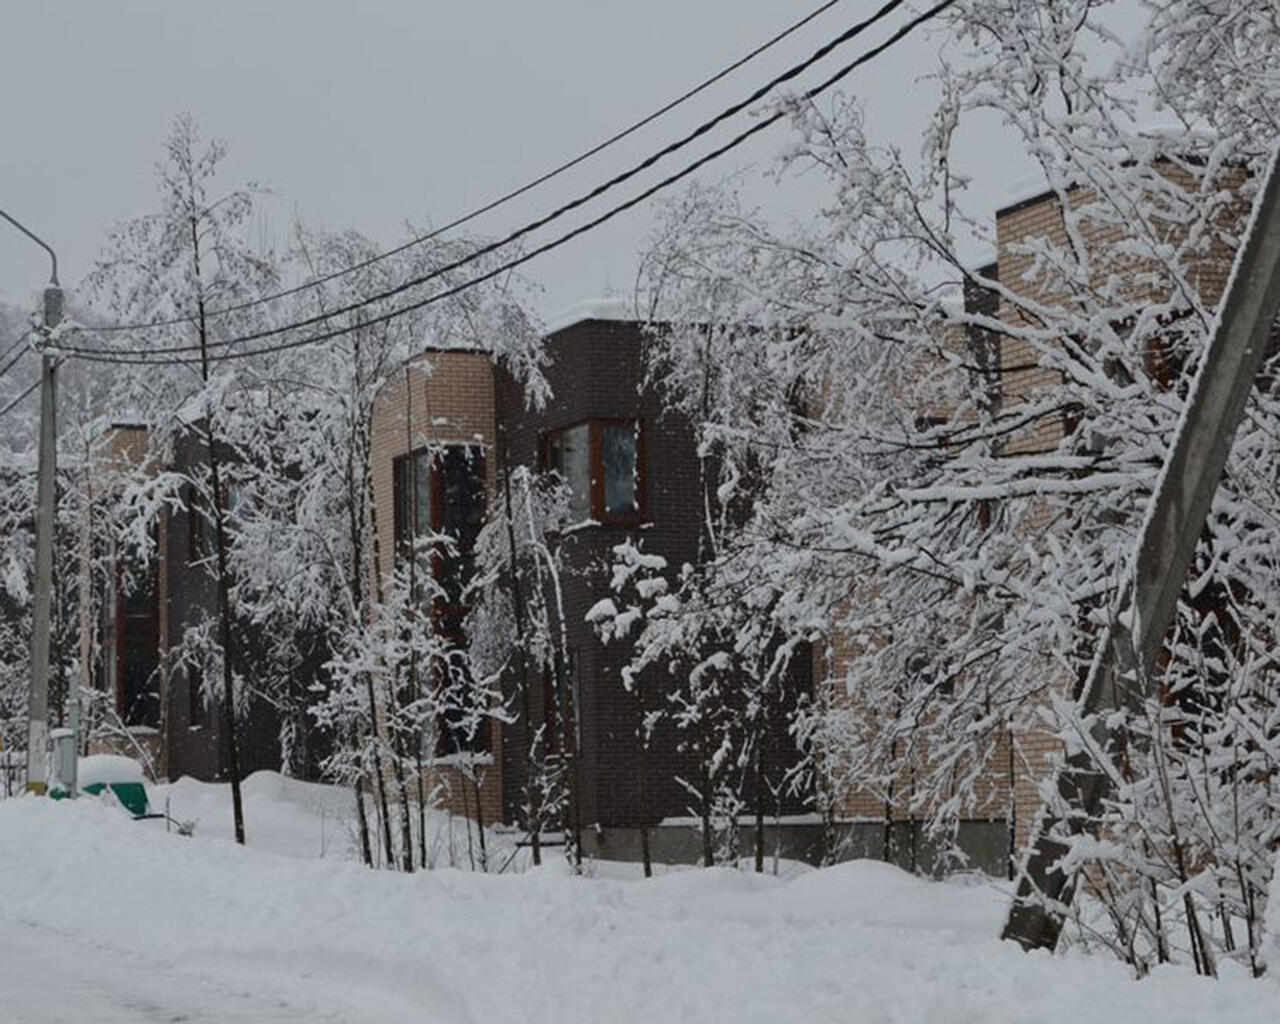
xmin=0 ymin=774 xmax=1275 ymax=1023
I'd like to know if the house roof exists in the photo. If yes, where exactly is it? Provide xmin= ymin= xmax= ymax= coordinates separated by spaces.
xmin=542 ymin=297 xmax=638 ymax=337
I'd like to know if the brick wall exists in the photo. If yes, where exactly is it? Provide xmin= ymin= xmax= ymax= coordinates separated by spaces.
xmin=822 ymin=165 xmax=1249 ymax=865
xmin=495 ymin=319 xmax=812 ymax=831
xmin=368 ymin=348 xmax=503 ymax=826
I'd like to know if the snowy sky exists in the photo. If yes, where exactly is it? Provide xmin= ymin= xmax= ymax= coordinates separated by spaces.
xmin=0 ymin=1 xmax=1144 ymax=326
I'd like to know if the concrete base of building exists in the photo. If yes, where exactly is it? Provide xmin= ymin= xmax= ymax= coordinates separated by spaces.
xmin=581 ymin=818 xmax=1011 ymax=878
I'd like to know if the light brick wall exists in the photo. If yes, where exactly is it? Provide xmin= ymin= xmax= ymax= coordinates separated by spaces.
xmin=368 ymin=349 xmax=504 ymax=826
xmin=822 ymin=164 xmax=1248 ymax=862
xmin=993 ymin=169 xmax=1246 ymax=846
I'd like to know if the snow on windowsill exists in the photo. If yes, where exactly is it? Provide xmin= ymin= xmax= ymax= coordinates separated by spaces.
xmin=427 ymin=753 xmax=495 ymax=769
xmin=659 ymin=813 xmax=838 ymax=828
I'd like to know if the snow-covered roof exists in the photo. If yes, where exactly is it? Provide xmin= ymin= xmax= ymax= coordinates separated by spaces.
xmin=995 ymin=126 xmax=1217 ymax=216
xmin=966 ymin=247 xmax=998 ymax=272
xmin=995 ymin=173 xmax=1053 ymax=216
xmin=542 ymin=297 xmax=638 ymax=336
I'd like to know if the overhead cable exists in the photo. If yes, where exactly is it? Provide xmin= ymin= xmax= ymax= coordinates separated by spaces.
xmin=85 ymin=0 xmax=849 ymax=334
xmin=65 ymin=0 xmax=909 ymax=358
xmin=66 ymin=0 xmax=954 ymax=368
xmin=0 ymin=377 xmax=39 ymax=419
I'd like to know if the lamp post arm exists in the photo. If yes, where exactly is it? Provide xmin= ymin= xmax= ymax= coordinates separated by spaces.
xmin=0 ymin=207 xmax=59 ymax=286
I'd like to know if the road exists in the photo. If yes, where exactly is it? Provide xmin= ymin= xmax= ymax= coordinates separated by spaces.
xmin=0 ymin=919 xmax=351 ymax=1023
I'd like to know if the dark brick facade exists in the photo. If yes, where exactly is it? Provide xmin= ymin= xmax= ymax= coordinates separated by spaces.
xmin=495 ymin=318 xmax=812 ymax=830
xmin=151 ymin=317 xmax=812 ymax=831
xmin=162 ymin=428 xmax=329 ymax=783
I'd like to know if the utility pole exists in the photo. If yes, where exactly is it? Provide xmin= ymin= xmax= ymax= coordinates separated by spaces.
xmin=0 ymin=209 xmax=62 ymax=796
xmin=1003 ymin=148 xmax=1280 ymax=951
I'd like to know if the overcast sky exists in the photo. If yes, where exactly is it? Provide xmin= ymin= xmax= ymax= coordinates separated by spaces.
xmin=0 ymin=1 xmax=1142 ymax=330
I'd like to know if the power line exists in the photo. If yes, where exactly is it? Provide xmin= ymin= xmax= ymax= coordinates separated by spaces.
xmin=0 ymin=343 xmax=32 ymax=379
xmin=0 ymin=377 xmax=39 ymax=419
xmin=65 ymin=0 xmax=955 ymax=369
xmin=65 ymin=0 xmax=909 ymax=358
xmin=86 ymin=0 xmax=848 ymax=335
xmin=0 ymin=328 xmax=33 ymax=374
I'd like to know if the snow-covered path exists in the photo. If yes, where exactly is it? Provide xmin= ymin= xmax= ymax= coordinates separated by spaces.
xmin=0 ymin=918 xmax=317 ymax=1023
xmin=0 ymin=915 xmax=467 ymax=1023
xmin=2 ymin=776 xmax=1277 ymax=1023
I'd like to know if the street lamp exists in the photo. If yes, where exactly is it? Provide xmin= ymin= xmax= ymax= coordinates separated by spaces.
xmin=1 ymin=207 xmax=64 ymax=796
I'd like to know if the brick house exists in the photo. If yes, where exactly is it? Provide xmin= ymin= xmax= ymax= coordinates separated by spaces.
xmin=159 ymin=425 xmax=329 ymax=783
xmin=823 ymin=164 xmax=1251 ymax=877
xmin=498 ymin=307 xmax=813 ymax=859
xmin=78 ymin=424 xmax=166 ymax=772
xmin=79 ymin=422 xmax=325 ymax=781
xmin=367 ymin=346 xmax=503 ymax=825
xmin=366 ymin=304 xmax=812 ymax=856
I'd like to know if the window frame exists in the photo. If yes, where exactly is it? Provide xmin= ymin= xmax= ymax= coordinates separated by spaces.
xmin=392 ymin=442 xmax=491 ymax=757
xmin=186 ymin=485 xmax=218 ymax=563
xmin=539 ymin=417 xmax=645 ymax=526
xmin=187 ymin=663 xmax=206 ymax=730
xmin=185 ymin=481 xmax=244 ymax=564
xmin=115 ymin=535 xmax=160 ymax=729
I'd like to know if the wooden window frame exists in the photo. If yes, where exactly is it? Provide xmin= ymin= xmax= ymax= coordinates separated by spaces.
xmin=539 ymin=417 xmax=646 ymax=526
xmin=392 ymin=443 xmax=491 ymax=757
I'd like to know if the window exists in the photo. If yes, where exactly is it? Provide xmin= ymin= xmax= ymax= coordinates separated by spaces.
xmin=186 ymin=481 xmax=245 ymax=563
xmin=393 ymin=450 xmax=433 ymax=555
xmin=544 ymin=423 xmax=590 ymax=520
xmin=602 ymin=423 xmax=638 ymax=519
xmin=902 ymin=646 xmax=951 ymax=699
xmin=117 ymin=542 xmax=160 ymax=728
xmin=224 ymin=482 xmax=249 ymax=526
xmin=186 ymin=485 xmax=217 ymax=562
xmin=188 ymin=664 xmax=206 ymax=729
xmin=392 ymin=444 xmax=490 ymax=756
xmin=439 ymin=446 xmax=486 ymax=608
xmin=393 ymin=445 xmax=487 ymax=603
xmin=438 ymin=650 xmax=490 ymax=755
xmin=542 ymin=419 xmax=643 ymax=524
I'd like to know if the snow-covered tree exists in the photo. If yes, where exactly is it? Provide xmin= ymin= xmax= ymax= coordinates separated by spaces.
xmin=467 ymin=464 xmax=580 ymax=868
xmin=612 ymin=0 xmax=1280 ymax=971
xmin=81 ymin=113 xmax=280 ymax=843
xmin=219 ymin=219 xmax=545 ymax=871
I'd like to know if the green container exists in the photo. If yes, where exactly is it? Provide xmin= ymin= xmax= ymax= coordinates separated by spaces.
xmin=50 ymin=781 xmax=150 ymax=817
xmin=86 ymin=781 xmax=150 ymax=817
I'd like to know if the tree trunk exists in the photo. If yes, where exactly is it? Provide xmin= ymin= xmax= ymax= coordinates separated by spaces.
xmin=500 ymin=448 xmax=540 ymax=865
xmin=557 ymin=651 xmax=582 ymax=870
xmin=637 ymin=704 xmax=653 ymax=879
xmin=342 ymin=390 xmax=394 ymax=869
xmin=352 ymin=741 xmax=373 ymax=867
xmin=472 ymin=769 xmax=488 ymax=871
xmin=189 ymin=214 xmax=245 ymax=846
xmin=754 ymin=735 xmax=765 ymax=874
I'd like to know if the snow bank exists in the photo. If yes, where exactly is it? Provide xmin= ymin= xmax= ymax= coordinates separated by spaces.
xmin=150 ymin=770 xmax=513 ymax=865
xmin=77 ymin=754 xmax=147 ymax=786
xmin=0 ymin=786 xmax=1275 ymax=1023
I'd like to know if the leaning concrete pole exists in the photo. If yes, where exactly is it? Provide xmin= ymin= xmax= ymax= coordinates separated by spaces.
xmin=1004 ymin=147 xmax=1280 ymax=951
